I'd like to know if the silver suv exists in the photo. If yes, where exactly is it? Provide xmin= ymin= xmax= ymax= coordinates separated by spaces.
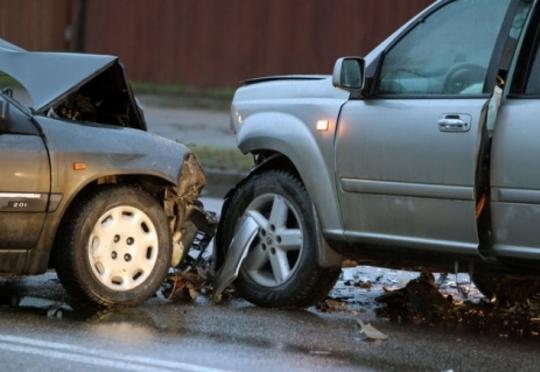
xmin=217 ymin=0 xmax=540 ymax=307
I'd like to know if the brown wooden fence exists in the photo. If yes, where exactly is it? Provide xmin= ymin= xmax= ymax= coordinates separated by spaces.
xmin=0 ymin=0 xmax=434 ymax=88
xmin=0 ymin=0 xmax=70 ymax=51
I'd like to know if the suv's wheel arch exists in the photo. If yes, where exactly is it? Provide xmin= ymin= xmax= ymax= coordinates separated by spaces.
xmin=217 ymin=151 xmax=343 ymax=269
xmin=237 ymin=113 xmax=344 ymax=235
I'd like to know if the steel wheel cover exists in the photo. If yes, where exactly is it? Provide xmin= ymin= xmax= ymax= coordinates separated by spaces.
xmin=87 ymin=206 xmax=159 ymax=291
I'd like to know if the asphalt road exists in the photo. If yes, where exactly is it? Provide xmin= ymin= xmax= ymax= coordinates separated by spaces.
xmin=0 ymin=198 xmax=539 ymax=372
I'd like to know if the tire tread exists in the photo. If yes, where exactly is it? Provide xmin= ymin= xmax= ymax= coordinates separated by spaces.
xmin=54 ymin=185 xmax=169 ymax=307
xmin=218 ymin=170 xmax=340 ymax=308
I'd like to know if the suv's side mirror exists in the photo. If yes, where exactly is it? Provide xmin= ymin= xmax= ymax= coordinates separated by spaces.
xmin=332 ymin=57 xmax=365 ymax=92
xmin=0 ymin=99 xmax=9 ymax=132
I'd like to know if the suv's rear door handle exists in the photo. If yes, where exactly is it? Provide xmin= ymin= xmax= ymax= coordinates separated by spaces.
xmin=438 ymin=114 xmax=471 ymax=133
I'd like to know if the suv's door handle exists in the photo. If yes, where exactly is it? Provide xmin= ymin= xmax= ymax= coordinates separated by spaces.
xmin=438 ymin=115 xmax=471 ymax=133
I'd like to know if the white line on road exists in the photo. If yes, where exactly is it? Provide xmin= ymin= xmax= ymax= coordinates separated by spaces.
xmin=0 ymin=341 xmax=168 ymax=372
xmin=0 ymin=335 xmax=231 ymax=372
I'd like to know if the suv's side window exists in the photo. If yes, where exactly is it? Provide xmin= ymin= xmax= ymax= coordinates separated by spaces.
xmin=525 ymin=46 xmax=540 ymax=95
xmin=377 ymin=0 xmax=511 ymax=96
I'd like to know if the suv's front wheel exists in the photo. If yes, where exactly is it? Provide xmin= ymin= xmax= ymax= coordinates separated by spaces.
xmin=55 ymin=186 xmax=171 ymax=307
xmin=217 ymin=170 xmax=340 ymax=308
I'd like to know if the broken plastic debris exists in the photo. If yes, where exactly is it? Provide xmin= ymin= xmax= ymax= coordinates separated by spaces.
xmin=47 ymin=307 xmax=63 ymax=320
xmin=212 ymin=214 xmax=259 ymax=303
xmin=162 ymin=271 xmax=209 ymax=302
xmin=357 ymin=320 xmax=388 ymax=341
xmin=309 ymin=350 xmax=331 ymax=356
xmin=317 ymin=299 xmax=348 ymax=312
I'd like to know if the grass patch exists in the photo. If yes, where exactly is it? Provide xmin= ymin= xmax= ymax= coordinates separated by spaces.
xmin=132 ymin=81 xmax=235 ymax=99
xmin=132 ymin=81 xmax=235 ymax=111
xmin=189 ymin=145 xmax=252 ymax=173
xmin=0 ymin=74 xmax=23 ymax=90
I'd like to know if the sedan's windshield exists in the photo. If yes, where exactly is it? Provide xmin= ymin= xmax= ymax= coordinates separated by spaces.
xmin=0 ymin=71 xmax=31 ymax=107
xmin=0 ymin=72 xmax=31 ymax=110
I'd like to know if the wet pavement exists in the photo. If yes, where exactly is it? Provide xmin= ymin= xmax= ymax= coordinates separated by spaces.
xmin=2 ymin=270 xmax=540 ymax=371
xmin=1 ymin=198 xmax=539 ymax=371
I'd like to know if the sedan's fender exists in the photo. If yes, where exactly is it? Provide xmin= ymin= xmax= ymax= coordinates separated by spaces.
xmin=27 ymin=116 xmax=193 ymax=274
xmin=38 ymin=116 xmax=187 ymax=199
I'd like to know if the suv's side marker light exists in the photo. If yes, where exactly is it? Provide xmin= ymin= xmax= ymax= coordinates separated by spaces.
xmin=316 ymin=120 xmax=329 ymax=131
xmin=73 ymin=162 xmax=87 ymax=171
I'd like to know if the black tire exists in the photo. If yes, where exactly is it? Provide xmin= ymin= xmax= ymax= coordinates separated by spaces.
xmin=471 ymin=271 xmax=498 ymax=299
xmin=216 ymin=170 xmax=340 ymax=308
xmin=54 ymin=186 xmax=171 ymax=307
xmin=472 ymin=271 xmax=540 ymax=303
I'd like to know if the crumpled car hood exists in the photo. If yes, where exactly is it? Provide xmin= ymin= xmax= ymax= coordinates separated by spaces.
xmin=0 ymin=39 xmax=146 ymax=130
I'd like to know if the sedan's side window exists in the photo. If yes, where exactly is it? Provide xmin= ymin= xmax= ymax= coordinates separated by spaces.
xmin=377 ymin=0 xmax=511 ymax=96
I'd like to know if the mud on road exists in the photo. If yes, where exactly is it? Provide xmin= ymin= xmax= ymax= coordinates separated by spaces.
xmin=324 ymin=268 xmax=540 ymax=340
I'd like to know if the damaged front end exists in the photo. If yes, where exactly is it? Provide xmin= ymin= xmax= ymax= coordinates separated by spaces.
xmin=163 ymin=155 xmax=260 ymax=302
xmin=0 ymin=38 xmax=145 ymax=130
xmin=164 ymin=153 xmax=217 ymax=270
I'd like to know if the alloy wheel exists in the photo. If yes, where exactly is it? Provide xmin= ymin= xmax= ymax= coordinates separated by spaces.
xmin=241 ymin=193 xmax=304 ymax=287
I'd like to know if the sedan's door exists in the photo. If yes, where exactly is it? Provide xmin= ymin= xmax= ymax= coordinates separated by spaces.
xmin=0 ymin=95 xmax=50 ymax=249
xmin=335 ymin=0 xmax=526 ymax=254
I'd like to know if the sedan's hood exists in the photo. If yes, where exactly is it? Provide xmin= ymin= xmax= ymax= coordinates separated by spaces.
xmin=0 ymin=41 xmax=114 ymax=113
xmin=0 ymin=39 xmax=146 ymax=130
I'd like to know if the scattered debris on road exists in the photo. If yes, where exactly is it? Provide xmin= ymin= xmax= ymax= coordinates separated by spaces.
xmin=315 ymin=267 xmax=540 ymax=339
xmin=317 ymin=299 xmax=348 ymax=313
xmin=357 ymin=320 xmax=388 ymax=341
xmin=40 ymin=259 xmax=520 ymax=340
xmin=376 ymin=272 xmax=540 ymax=338
xmin=376 ymin=272 xmax=452 ymax=318
xmin=162 ymin=270 xmax=210 ymax=302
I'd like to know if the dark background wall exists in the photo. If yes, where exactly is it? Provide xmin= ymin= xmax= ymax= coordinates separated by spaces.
xmin=0 ymin=0 xmax=71 ymax=51
xmin=0 ymin=0 xmax=433 ymax=87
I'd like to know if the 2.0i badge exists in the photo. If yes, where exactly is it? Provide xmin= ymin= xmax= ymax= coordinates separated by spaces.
xmin=8 ymin=201 xmax=30 ymax=209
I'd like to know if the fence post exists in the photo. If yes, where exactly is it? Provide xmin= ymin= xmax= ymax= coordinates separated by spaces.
xmin=71 ymin=0 xmax=87 ymax=52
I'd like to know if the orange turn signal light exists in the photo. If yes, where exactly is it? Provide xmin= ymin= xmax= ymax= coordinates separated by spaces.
xmin=73 ymin=162 xmax=87 ymax=171
xmin=316 ymin=120 xmax=329 ymax=131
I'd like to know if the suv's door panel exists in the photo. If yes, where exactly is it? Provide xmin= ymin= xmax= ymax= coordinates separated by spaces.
xmin=489 ymin=2 xmax=540 ymax=259
xmin=332 ymin=0 xmax=533 ymax=255
xmin=491 ymin=100 xmax=540 ymax=258
xmin=336 ymin=99 xmax=485 ymax=252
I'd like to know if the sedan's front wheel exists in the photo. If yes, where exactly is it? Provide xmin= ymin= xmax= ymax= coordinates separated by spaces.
xmin=55 ymin=186 xmax=171 ymax=307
